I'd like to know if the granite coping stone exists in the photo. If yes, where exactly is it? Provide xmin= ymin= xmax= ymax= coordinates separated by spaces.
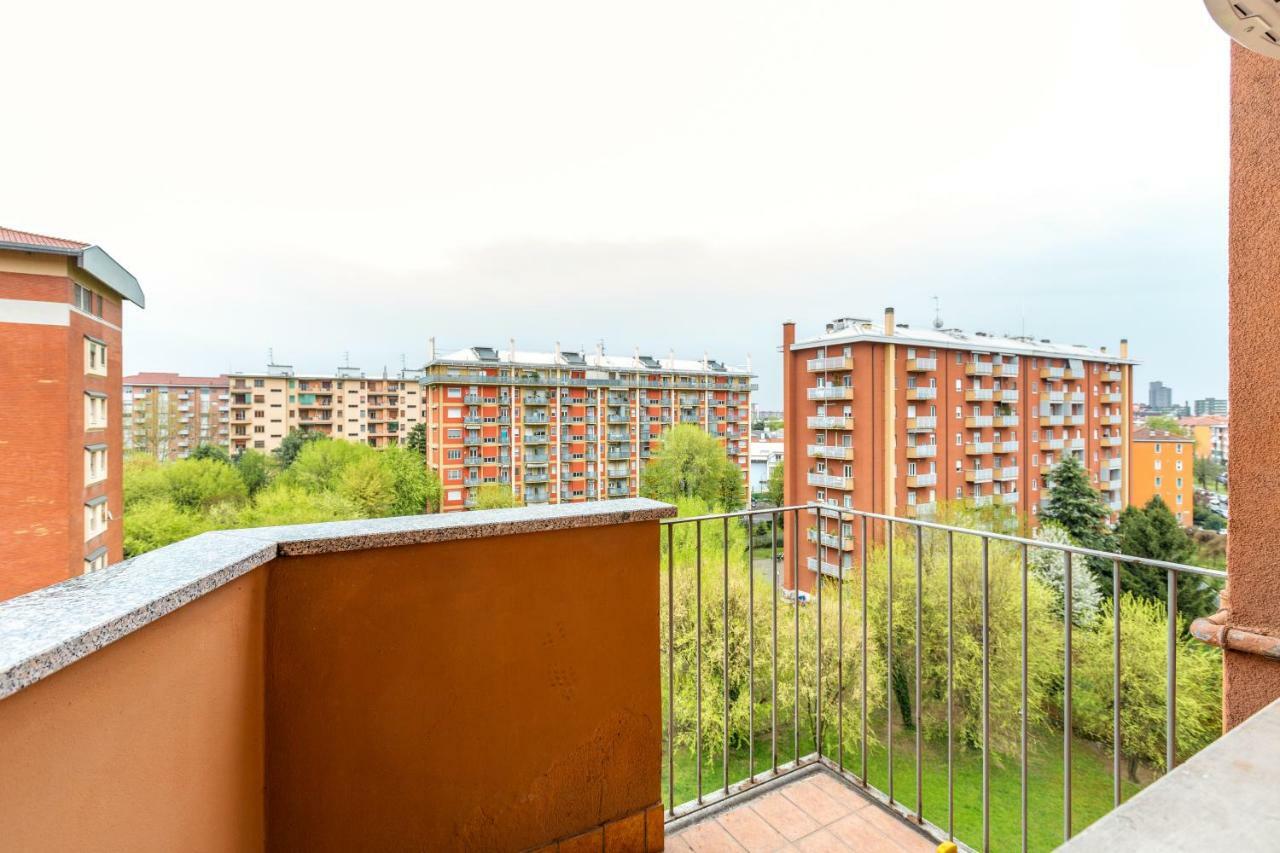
xmin=0 ymin=499 xmax=675 ymax=702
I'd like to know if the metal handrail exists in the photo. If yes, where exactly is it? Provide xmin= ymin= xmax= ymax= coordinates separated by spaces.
xmin=659 ymin=503 xmax=1225 ymax=851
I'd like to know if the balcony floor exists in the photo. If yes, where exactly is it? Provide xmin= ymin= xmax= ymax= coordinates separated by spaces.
xmin=666 ymin=769 xmax=935 ymax=852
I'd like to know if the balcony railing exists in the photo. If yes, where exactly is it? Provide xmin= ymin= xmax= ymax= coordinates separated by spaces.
xmin=966 ymin=416 xmax=993 ymax=428
xmin=965 ymin=388 xmax=994 ymax=402
xmin=807 ymin=356 xmax=854 ymax=372
xmin=965 ymin=362 xmax=993 ymax=376
xmin=1102 ymin=370 xmax=1123 ymax=382
xmin=906 ymin=357 xmax=937 ymax=372
xmin=965 ymin=468 xmax=994 ymax=483
xmin=906 ymin=444 xmax=937 ymax=459
xmin=995 ymin=466 xmax=1019 ymax=480
xmin=808 ymin=415 xmax=854 ymax=430
xmin=906 ymin=416 xmax=936 ymax=432
xmin=994 ymin=440 xmax=1019 ymax=453
xmin=905 ymin=387 xmax=937 ymax=401
xmin=966 ymin=442 xmax=994 ymax=455
xmin=807 ymin=386 xmax=853 ymax=401
xmin=995 ymin=389 xmax=1019 ymax=403
xmin=659 ymin=504 xmax=1225 ymax=850
xmin=807 ymin=472 xmax=854 ymax=490
xmin=906 ymin=472 xmax=937 ymax=488
xmin=808 ymin=444 xmax=854 ymax=460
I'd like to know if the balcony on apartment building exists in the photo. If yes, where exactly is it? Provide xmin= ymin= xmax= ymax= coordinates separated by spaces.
xmin=906 ymin=357 xmax=936 ymax=371
xmin=906 ymin=472 xmax=937 ymax=488
xmin=807 ymin=355 xmax=853 ymax=372
xmin=808 ymin=444 xmax=854 ymax=460
xmin=965 ymin=441 xmax=994 ymax=455
xmin=807 ymin=385 xmax=853 ymax=401
xmin=964 ymin=467 xmax=994 ymax=483
xmin=906 ymin=443 xmax=937 ymax=459
xmin=1101 ymin=434 xmax=1123 ymax=447
xmin=995 ymin=388 xmax=1019 ymax=403
xmin=964 ymin=361 xmax=993 ymax=376
xmin=904 ymin=500 xmax=937 ymax=517
xmin=964 ymin=387 xmax=994 ymax=402
xmin=807 ymin=471 xmax=853 ymax=490
xmin=994 ymin=440 xmax=1019 ymax=453
xmin=906 ymin=415 xmax=936 ymax=432
xmin=906 ymin=386 xmax=937 ymax=400
xmin=994 ymin=359 xmax=1019 ymax=376
xmin=808 ymin=415 xmax=854 ymax=430
xmin=966 ymin=415 xmax=994 ymax=428
xmin=806 ymin=527 xmax=855 ymax=550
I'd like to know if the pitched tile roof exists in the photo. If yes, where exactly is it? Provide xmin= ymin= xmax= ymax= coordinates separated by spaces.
xmin=0 ymin=226 xmax=89 ymax=251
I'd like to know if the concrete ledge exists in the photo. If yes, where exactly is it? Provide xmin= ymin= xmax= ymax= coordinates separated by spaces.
xmin=0 ymin=499 xmax=675 ymax=701
xmin=1062 ymin=696 xmax=1280 ymax=850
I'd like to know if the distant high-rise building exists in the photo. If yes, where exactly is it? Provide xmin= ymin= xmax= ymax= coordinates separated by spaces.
xmin=1149 ymin=381 xmax=1174 ymax=410
xmin=123 ymin=373 xmax=231 ymax=459
xmin=421 ymin=344 xmax=753 ymax=511
xmin=227 ymin=364 xmax=423 ymax=454
xmin=0 ymin=226 xmax=144 ymax=599
xmin=1194 ymin=396 xmax=1229 ymax=416
xmin=782 ymin=309 xmax=1132 ymax=592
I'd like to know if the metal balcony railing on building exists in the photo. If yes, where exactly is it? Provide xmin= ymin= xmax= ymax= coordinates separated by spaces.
xmin=1041 ymin=415 xmax=1065 ymax=427
xmin=906 ymin=444 xmax=937 ymax=459
xmin=1101 ymin=435 xmax=1122 ymax=447
xmin=807 ymin=386 xmax=853 ymax=401
xmin=995 ymin=466 xmax=1019 ymax=480
xmin=906 ymin=357 xmax=937 ymax=372
xmin=994 ymin=441 xmax=1019 ymax=453
xmin=807 ymin=472 xmax=853 ymax=490
xmin=808 ymin=445 xmax=854 ymax=460
xmin=906 ymin=473 xmax=936 ymax=488
xmin=965 ymin=389 xmax=994 ymax=402
xmin=966 ymin=442 xmax=994 ymax=456
xmin=965 ymin=362 xmax=993 ymax=376
xmin=808 ymin=415 xmax=854 ymax=430
xmin=660 ymin=504 xmax=1225 ymax=850
xmin=966 ymin=416 xmax=994 ymax=428
xmin=965 ymin=468 xmax=994 ymax=483
xmin=807 ymin=356 xmax=854 ymax=372
xmin=995 ymin=390 xmax=1019 ymax=403
xmin=906 ymin=387 xmax=937 ymax=401
xmin=906 ymin=416 xmax=936 ymax=432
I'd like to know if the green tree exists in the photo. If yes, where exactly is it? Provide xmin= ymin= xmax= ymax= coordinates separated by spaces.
xmin=285 ymin=439 xmax=371 ymax=492
xmin=1029 ymin=522 xmax=1103 ymax=625
xmin=123 ymin=452 xmax=169 ymax=509
xmin=337 ymin=454 xmax=397 ymax=516
xmin=236 ymin=484 xmax=362 ymax=527
xmin=122 ymin=500 xmax=219 ymax=557
xmin=1115 ymin=496 xmax=1219 ymax=622
xmin=474 ymin=484 xmax=518 ymax=509
xmin=380 ymin=446 xmax=440 ymax=514
xmin=405 ymin=422 xmax=427 ymax=459
xmin=189 ymin=443 xmax=232 ymax=465
xmin=1144 ymin=416 xmax=1186 ymax=435
xmin=1073 ymin=593 xmax=1221 ymax=781
xmin=234 ymin=449 xmax=273 ymax=496
xmin=1193 ymin=456 xmax=1224 ymax=490
xmin=164 ymin=458 xmax=249 ymax=512
xmin=274 ymin=428 xmax=324 ymax=468
xmin=641 ymin=424 xmax=745 ymax=511
xmin=765 ymin=463 xmax=784 ymax=507
xmin=1041 ymin=456 xmax=1110 ymax=544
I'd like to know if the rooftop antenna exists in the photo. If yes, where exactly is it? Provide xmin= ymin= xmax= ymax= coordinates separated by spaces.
xmin=343 ymin=351 xmax=351 ymax=368
xmin=932 ymin=296 xmax=943 ymax=330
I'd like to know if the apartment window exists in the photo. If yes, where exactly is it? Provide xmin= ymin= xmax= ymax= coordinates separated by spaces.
xmin=254 ymin=440 xmax=265 ymax=448
xmin=1155 ymin=477 xmax=1162 ymax=487
xmin=447 ymin=449 xmax=462 ymax=459
xmin=84 ymin=496 xmax=108 ymax=541
xmin=448 ymin=470 xmax=461 ymax=481
xmin=84 ymin=336 xmax=108 ymax=376
xmin=84 ymin=444 xmax=108 ymax=485
xmin=1176 ymin=478 xmax=1184 ymax=489
xmin=84 ymin=392 xmax=108 ymax=430
xmin=1155 ymin=443 xmax=1162 ymax=453
xmin=447 ymin=489 xmax=462 ymax=502
xmin=254 ymin=425 xmax=265 ymax=433
xmin=84 ymin=546 xmax=109 ymax=574
xmin=1176 ymin=494 xmax=1184 ymax=505
xmin=955 ymin=433 xmax=962 ymax=446
xmin=448 ymin=407 xmax=462 ymax=419
xmin=448 ymin=387 xmax=462 ymax=398
xmin=1175 ymin=443 xmax=1184 ymax=454
xmin=955 ymin=352 xmax=962 ymax=365
xmin=954 ymin=379 xmax=962 ymax=392
xmin=72 ymin=283 xmax=103 ymax=318
xmin=253 ymin=378 xmax=265 ymax=387
xmin=955 ymin=406 xmax=962 ymax=420
xmin=1176 ymin=460 xmax=1184 ymax=472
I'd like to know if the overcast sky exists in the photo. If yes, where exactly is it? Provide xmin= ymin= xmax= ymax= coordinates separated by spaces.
xmin=3 ymin=2 xmax=1230 ymax=407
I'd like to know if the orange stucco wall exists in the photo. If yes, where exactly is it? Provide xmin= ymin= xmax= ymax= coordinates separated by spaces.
xmin=1225 ymin=43 xmax=1280 ymax=730
xmin=1129 ymin=437 xmax=1195 ymax=526
xmin=0 ymin=569 xmax=267 ymax=852
xmin=264 ymin=521 xmax=662 ymax=851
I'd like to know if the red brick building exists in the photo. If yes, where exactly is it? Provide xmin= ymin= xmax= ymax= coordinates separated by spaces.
xmin=0 ymin=227 xmax=144 ymax=599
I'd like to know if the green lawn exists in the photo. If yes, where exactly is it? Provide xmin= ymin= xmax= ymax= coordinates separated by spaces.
xmin=662 ymin=724 xmax=1146 ymax=852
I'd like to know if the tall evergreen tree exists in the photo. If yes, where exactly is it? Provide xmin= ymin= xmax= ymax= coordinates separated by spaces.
xmin=1115 ymin=495 xmax=1219 ymax=623
xmin=1041 ymin=455 xmax=1109 ymax=543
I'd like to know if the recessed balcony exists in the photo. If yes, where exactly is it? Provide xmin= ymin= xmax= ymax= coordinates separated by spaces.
xmin=998 ymin=491 xmax=1020 ymax=505
xmin=1041 ymin=367 xmax=1065 ymax=379
xmin=904 ymin=501 xmax=937 ymax=517
xmin=805 ymin=556 xmax=844 ymax=577
xmin=1101 ymin=392 xmax=1123 ymax=403
xmin=808 ymin=415 xmax=854 ymax=430
xmin=807 ymin=355 xmax=853 ymax=372
xmin=993 ymin=361 xmax=1020 ymax=376
xmin=966 ymin=494 xmax=994 ymax=508
xmin=1041 ymin=438 xmax=1066 ymax=451
xmin=807 ymin=386 xmax=853 ymax=401
xmin=1102 ymin=414 xmax=1122 ymax=425
xmin=807 ymin=444 xmax=854 ymax=460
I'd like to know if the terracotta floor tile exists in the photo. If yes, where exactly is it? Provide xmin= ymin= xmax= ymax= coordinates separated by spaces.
xmin=749 ymin=792 xmax=821 ymax=842
xmin=780 ymin=779 xmax=853 ymax=826
xmin=663 ymin=835 xmax=693 ymax=853
xmin=807 ymin=773 xmax=874 ymax=811
xmin=718 ymin=805 xmax=790 ymax=852
xmin=826 ymin=813 xmax=902 ymax=851
xmin=792 ymin=829 xmax=851 ymax=852
xmin=678 ymin=819 xmax=747 ymax=852
xmin=855 ymin=806 xmax=932 ymax=850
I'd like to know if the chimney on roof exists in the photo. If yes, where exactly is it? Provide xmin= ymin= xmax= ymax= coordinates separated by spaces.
xmin=509 ymin=338 xmax=516 ymax=362
xmin=554 ymin=340 xmax=561 ymax=361
xmin=746 ymin=352 xmax=752 ymax=372
xmin=703 ymin=350 xmax=709 ymax=371
xmin=634 ymin=346 xmax=640 ymax=367
xmin=884 ymin=307 xmax=895 ymax=336
xmin=1120 ymin=338 xmax=1129 ymax=358
xmin=428 ymin=336 xmax=436 ymax=362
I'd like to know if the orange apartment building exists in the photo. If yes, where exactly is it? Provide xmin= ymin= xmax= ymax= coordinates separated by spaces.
xmin=1129 ymin=426 xmax=1195 ymax=526
xmin=1180 ymin=414 xmax=1229 ymax=464
xmin=0 ymin=226 xmax=144 ymax=599
xmin=123 ymin=373 xmax=231 ymax=459
xmin=227 ymin=364 xmax=423 ymax=454
xmin=422 ymin=343 xmax=752 ymax=510
xmin=782 ymin=309 xmax=1133 ymax=590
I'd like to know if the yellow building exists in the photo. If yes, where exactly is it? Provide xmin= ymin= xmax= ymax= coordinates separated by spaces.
xmin=1129 ymin=426 xmax=1194 ymax=526
xmin=1179 ymin=415 xmax=1229 ymax=464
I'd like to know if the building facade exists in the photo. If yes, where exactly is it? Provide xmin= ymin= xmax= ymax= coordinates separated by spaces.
xmin=0 ymin=226 xmax=144 ymax=599
xmin=123 ymin=373 xmax=230 ymax=459
xmin=1129 ymin=427 xmax=1195 ymax=526
xmin=421 ymin=345 xmax=752 ymax=511
xmin=782 ymin=310 xmax=1133 ymax=590
xmin=1149 ymin=380 xmax=1174 ymax=410
xmin=1193 ymin=396 xmax=1229 ymax=416
xmin=749 ymin=440 xmax=784 ymax=498
xmin=227 ymin=365 xmax=423 ymax=454
xmin=1180 ymin=415 xmax=1229 ymax=464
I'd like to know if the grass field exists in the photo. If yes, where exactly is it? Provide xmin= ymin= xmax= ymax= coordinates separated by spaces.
xmin=662 ymin=724 xmax=1146 ymax=852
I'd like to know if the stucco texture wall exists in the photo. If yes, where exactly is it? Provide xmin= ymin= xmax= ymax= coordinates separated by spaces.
xmin=1226 ymin=43 xmax=1280 ymax=729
